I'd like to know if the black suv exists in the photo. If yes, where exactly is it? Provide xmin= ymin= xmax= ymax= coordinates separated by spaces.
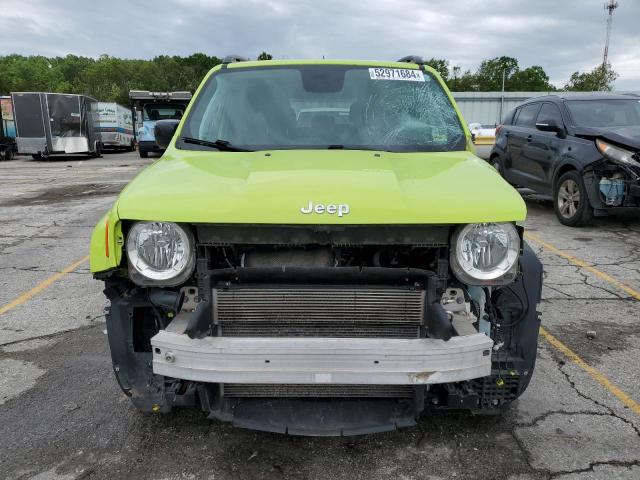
xmin=490 ymin=93 xmax=640 ymax=226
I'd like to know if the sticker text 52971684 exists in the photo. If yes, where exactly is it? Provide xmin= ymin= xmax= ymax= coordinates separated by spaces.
xmin=368 ymin=68 xmax=425 ymax=82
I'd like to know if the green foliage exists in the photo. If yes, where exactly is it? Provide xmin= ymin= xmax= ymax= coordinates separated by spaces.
xmin=0 ymin=53 xmax=222 ymax=104
xmin=257 ymin=52 xmax=273 ymax=61
xmin=424 ymin=58 xmax=450 ymax=81
xmin=0 ymin=53 xmax=619 ymax=99
xmin=422 ymin=55 xmax=557 ymax=92
xmin=564 ymin=63 xmax=618 ymax=92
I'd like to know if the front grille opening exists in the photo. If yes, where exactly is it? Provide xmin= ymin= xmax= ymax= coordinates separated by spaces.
xmin=223 ymin=384 xmax=415 ymax=398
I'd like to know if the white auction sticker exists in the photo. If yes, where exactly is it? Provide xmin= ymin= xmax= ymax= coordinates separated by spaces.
xmin=368 ymin=68 xmax=425 ymax=82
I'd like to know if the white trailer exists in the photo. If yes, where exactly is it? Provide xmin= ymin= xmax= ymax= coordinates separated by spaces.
xmin=97 ymin=102 xmax=135 ymax=151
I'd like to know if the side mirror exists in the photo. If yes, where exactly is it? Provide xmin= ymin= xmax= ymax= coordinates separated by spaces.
xmin=154 ymin=120 xmax=180 ymax=149
xmin=536 ymin=120 xmax=564 ymax=136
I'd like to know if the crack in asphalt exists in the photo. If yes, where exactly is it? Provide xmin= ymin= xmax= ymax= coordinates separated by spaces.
xmin=0 ymin=322 xmax=102 ymax=350
xmin=555 ymin=359 xmax=640 ymax=438
xmin=549 ymin=460 xmax=640 ymax=479
xmin=0 ymin=266 xmax=90 ymax=275
xmin=508 ymin=343 xmax=640 ymax=479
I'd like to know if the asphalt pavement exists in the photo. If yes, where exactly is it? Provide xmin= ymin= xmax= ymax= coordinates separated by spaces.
xmin=0 ymin=151 xmax=639 ymax=480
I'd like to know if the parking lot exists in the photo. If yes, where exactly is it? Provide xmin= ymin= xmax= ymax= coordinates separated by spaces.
xmin=0 ymin=151 xmax=639 ymax=480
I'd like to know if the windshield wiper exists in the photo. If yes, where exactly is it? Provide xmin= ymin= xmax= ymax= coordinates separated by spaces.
xmin=326 ymin=144 xmax=381 ymax=151
xmin=180 ymin=137 xmax=253 ymax=152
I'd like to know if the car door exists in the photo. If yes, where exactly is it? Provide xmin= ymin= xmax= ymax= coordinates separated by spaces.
xmin=519 ymin=102 xmax=566 ymax=194
xmin=506 ymin=102 xmax=541 ymax=187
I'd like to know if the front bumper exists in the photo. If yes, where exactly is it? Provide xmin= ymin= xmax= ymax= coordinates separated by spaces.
xmin=138 ymin=140 xmax=163 ymax=152
xmin=151 ymin=331 xmax=493 ymax=385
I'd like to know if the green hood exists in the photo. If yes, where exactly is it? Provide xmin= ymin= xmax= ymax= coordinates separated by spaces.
xmin=116 ymin=149 xmax=526 ymax=224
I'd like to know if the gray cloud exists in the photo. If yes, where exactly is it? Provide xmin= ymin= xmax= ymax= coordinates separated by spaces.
xmin=1 ymin=0 xmax=638 ymax=89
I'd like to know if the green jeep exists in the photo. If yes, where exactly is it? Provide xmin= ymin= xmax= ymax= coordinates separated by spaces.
xmin=90 ymin=56 xmax=543 ymax=436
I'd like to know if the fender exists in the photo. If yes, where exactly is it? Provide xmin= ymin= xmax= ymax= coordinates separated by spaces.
xmin=90 ymin=208 xmax=124 ymax=273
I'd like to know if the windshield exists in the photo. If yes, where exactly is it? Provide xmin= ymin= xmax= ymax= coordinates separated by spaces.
xmin=143 ymin=104 xmax=184 ymax=121
xmin=179 ymin=65 xmax=466 ymax=152
xmin=566 ymin=99 xmax=640 ymax=128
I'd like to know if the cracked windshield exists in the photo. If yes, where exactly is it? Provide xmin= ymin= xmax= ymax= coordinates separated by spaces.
xmin=180 ymin=65 xmax=466 ymax=152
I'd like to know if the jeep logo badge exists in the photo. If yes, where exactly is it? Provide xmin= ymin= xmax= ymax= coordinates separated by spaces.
xmin=300 ymin=201 xmax=350 ymax=217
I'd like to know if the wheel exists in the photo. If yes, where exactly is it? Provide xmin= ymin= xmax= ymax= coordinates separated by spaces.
xmin=139 ymin=149 xmax=149 ymax=158
xmin=554 ymin=170 xmax=594 ymax=227
xmin=490 ymin=155 xmax=503 ymax=176
xmin=32 ymin=154 xmax=42 ymax=160
xmin=5 ymin=148 xmax=13 ymax=161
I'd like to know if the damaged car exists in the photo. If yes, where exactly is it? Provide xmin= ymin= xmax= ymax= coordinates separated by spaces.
xmin=490 ymin=93 xmax=640 ymax=227
xmin=90 ymin=56 xmax=543 ymax=436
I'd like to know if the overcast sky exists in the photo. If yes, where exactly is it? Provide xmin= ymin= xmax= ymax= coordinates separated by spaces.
xmin=1 ymin=0 xmax=638 ymax=89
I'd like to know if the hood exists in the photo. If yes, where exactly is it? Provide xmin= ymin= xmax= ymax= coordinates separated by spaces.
xmin=574 ymin=125 xmax=640 ymax=150
xmin=116 ymin=149 xmax=526 ymax=224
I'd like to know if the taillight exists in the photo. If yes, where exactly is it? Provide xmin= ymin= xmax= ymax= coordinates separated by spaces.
xmin=495 ymin=124 xmax=503 ymax=136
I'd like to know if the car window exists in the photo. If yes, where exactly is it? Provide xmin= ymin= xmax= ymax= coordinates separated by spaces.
xmin=180 ymin=65 xmax=466 ymax=152
xmin=143 ymin=105 xmax=184 ymax=121
xmin=536 ymin=103 xmax=563 ymax=127
xmin=514 ymin=103 xmax=540 ymax=128
xmin=565 ymin=99 xmax=640 ymax=128
xmin=501 ymin=109 xmax=516 ymax=125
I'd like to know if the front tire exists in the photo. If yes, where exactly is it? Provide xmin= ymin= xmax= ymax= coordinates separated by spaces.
xmin=554 ymin=171 xmax=594 ymax=227
xmin=139 ymin=149 xmax=149 ymax=158
xmin=490 ymin=155 xmax=503 ymax=176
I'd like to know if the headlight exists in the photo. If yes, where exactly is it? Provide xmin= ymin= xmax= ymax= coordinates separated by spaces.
xmin=450 ymin=223 xmax=520 ymax=285
xmin=126 ymin=222 xmax=195 ymax=286
xmin=596 ymin=139 xmax=640 ymax=168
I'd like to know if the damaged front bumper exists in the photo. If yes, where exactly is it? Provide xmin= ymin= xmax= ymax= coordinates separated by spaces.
xmin=151 ymin=331 xmax=493 ymax=385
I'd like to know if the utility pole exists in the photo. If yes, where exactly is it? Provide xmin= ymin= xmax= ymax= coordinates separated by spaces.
xmin=602 ymin=0 xmax=618 ymax=66
xmin=498 ymin=68 xmax=506 ymax=124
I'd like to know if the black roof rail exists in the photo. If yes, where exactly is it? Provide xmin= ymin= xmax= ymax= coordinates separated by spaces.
xmin=222 ymin=54 xmax=248 ymax=64
xmin=397 ymin=55 xmax=424 ymax=65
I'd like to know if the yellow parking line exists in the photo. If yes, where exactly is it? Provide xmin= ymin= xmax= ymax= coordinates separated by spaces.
xmin=525 ymin=232 xmax=640 ymax=415
xmin=525 ymin=232 xmax=640 ymax=301
xmin=0 ymin=255 xmax=90 ymax=316
xmin=539 ymin=327 xmax=640 ymax=414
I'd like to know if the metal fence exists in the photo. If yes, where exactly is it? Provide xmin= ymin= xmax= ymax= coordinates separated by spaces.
xmin=452 ymin=91 xmax=640 ymax=126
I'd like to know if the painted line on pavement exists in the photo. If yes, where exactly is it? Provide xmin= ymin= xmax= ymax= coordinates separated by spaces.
xmin=526 ymin=231 xmax=640 ymax=301
xmin=525 ymin=232 xmax=640 ymax=415
xmin=0 ymin=256 xmax=90 ymax=316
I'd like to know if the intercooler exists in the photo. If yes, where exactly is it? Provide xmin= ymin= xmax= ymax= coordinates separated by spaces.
xmin=214 ymin=287 xmax=425 ymax=339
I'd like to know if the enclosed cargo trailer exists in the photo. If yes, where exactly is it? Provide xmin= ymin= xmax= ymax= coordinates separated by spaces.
xmin=97 ymin=102 xmax=135 ymax=151
xmin=11 ymin=92 xmax=101 ymax=159
xmin=0 ymin=96 xmax=17 ymax=160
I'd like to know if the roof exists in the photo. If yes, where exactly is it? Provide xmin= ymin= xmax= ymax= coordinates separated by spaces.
xmin=523 ymin=92 xmax=640 ymax=103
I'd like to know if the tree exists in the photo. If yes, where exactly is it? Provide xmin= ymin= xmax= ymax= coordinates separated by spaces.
xmin=510 ymin=66 xmax=555 ymax=91
xmin=257 ymin=52 xmax=273 ymax=61
xmin=475 ymin=56 xmax=519 ymax=91
xmin=424 ymin=58 xmax=449 ymax=81
xmin=564 ymin=63 xmax=618 ymax=91
xmin=448 ymin=65 xmax=478 ymax=91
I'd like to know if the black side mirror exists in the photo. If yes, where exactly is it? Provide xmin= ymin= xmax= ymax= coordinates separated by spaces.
xmin=154 ymin=120 xmax=180 ymax=149
xmin=536 ymin=120 xmax=564 ymax=136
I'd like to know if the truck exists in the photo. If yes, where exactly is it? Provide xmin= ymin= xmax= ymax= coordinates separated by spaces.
xmin=97 ymin=102 xmax=135 ymax=151
xmin=0 ymin=96 xmax=17 ymax=160
xmin=128 ymin=90 xmax=192 ymax=158
xmin=11 ymin=92 xmax=101 ymax=159
xmin=92 ymin=57 xmax=543 ymax=436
